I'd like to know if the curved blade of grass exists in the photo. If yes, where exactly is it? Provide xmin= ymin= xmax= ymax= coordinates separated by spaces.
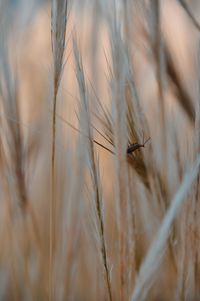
xmin=131 ymin=155 xmax=200 ymax=301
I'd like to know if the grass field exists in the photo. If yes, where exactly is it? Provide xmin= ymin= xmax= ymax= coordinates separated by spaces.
xmin=0 ymin=0 xmax=200 ymax=300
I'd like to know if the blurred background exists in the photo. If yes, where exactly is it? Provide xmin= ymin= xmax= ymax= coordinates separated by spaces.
xmin=1 ymin=0 xmax=200 ymax=300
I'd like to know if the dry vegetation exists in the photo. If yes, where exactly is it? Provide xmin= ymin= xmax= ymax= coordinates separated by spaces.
xmin=1 ymin=0 xmax=200 ymax=300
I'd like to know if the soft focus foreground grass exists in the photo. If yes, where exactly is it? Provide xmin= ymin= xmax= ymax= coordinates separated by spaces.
xmin=0 ymin=1 xmax=200 ymax=300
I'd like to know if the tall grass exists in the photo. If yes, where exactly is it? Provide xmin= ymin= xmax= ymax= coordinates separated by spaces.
xmin=51 ymin=0 xmax=68 ymax=299
xmin=0 ymin=0 xmax=200 ymax=300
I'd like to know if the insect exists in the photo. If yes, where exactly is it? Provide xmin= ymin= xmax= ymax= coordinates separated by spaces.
xmin=127 ymin=136 xmax=151 ymax=154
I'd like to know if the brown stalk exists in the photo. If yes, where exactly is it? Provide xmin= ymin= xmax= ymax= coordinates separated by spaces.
xmin=165 ymin=46 xmax=195 ymax=123
xmin=178 ymin=0 xmax=200 ymax=32
xmin=192 ymin=44 xmax=200 ymax=295
xmin=153 ymin=0 xmax=166 ymax=130
xmin=0 ymin=30 xmax=43 ymax=300
xmin=51 ymin=0 xmax=68 ymax=299
xmin=73 ymin=39 xmax=113 ymax=301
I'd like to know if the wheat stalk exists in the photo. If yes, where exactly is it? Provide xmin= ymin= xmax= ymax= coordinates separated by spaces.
xmin=50 ymin=0 xmax=68 ymax=299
